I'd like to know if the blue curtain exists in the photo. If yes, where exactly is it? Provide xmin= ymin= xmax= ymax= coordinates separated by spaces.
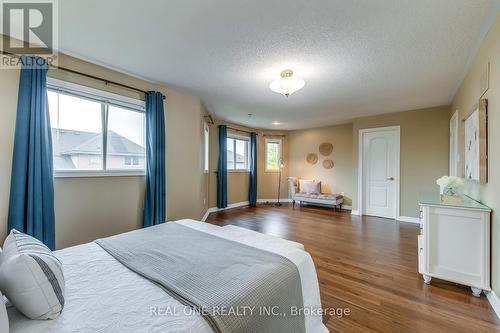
xmin=8 ymin=56 xmax=55 ymax=250
xmin=217 ymin=125 xmax=228 ymax=208
xmin=248 ymin=132 xmax=257 ymax=206
xmin=143 ymin=92 xmax=166 ymax=228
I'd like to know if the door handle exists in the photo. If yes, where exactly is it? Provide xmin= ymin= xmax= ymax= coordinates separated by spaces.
xmin=387 ymin=177 xmax=395 ymax=181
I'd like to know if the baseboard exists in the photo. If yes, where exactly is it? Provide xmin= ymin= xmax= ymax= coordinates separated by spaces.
xmin=257 ymin=198 xmax=292 ymax=204
xmin=486 ymin=290 xmax=500 ymax=320
xmin=347 ymin=212 xmax=420 ymax=224
xmin=293 ymin=200 xmax=352 ymax=211
xmin=201 ymin=209 xmax=211 ymax=222
xmin=202 ymin=200 xmax=291 ymax=222
xmin=226 ymin=201 xmax=250 ymax=209
xmin=201 ymin=199 xmax=352 ymax=222
xmin=201 ymin=201 xmax=250 ymax=222
xmin=397 ymin=216 xmax=421 ymax=225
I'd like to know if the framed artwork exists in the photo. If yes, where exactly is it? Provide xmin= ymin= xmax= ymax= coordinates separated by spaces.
xmin=464 ymin=99 xmax=488 ymax=183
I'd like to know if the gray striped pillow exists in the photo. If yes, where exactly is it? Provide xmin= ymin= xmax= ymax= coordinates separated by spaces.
xmin=0 ymin=230 xmax=65 ymax=320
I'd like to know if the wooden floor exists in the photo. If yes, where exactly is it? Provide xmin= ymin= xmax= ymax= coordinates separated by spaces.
xmin=206 ymin=203 xmax=500 ymax=333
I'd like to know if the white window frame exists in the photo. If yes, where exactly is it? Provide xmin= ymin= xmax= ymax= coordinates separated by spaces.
xmin=227 ymin=134 xmax=250 ymax=172
xmin=47 ymin=78 xmax=146 ymax=178
xmin=265 ymin=138 xmax=282 ymax=172
xmin=203 ymin=122 xmax=210 ymax=173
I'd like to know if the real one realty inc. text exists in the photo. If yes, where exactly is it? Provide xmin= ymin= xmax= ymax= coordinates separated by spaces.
xmin=150 ymin=306 xmax=351 ymax=318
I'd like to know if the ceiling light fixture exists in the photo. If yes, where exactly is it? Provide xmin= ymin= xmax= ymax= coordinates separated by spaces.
xmin=272 ymin=121 xmax=281 ymax=125
xmin=269 ymin=69 xmax=305 ymax=97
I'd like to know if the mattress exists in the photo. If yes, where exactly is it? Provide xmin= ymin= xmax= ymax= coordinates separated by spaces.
xmin=8 ymin=220 xmax=328 ymax=333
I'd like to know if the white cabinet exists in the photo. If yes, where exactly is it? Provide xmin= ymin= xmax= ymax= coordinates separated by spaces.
xmin=418 ymin=193 xmax=491 ymax=297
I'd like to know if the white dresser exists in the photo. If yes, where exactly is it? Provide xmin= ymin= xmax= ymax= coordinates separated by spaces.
xmin=418 ymin=193 xmax=491 ymax=297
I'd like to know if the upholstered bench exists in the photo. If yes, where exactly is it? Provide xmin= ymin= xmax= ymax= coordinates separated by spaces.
xmin=288 ymin=177 xmax=344 ymax=211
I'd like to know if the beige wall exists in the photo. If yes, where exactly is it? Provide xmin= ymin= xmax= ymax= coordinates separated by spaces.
xmin=451 ymin=14 xmax=500 ymax=296
xmin=207 ymin=120 xmax=288 ymax=208
xmin=54 ymin=177 xmax=144 ymax=248
xmin=287 ymin=107 xmax=449 ymax=214
xmin=352 ymin=106 xmax=450 ymax=217
xmin=0 ymin=67 xmax=19 ymax=244
xmin=288 ymin=123 xmax=353 ymax=206
xmin=0 ymin=47 xmax=207 ymax=248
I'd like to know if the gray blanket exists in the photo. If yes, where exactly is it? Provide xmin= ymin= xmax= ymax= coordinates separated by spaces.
xmin=95 ymin=223 xmax=305 ymax=333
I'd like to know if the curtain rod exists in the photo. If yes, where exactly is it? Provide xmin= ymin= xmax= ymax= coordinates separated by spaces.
xmin=203 ymin=114 xmax=215 ymax=125
xmin=226 ymin=126 xmax=258 ymax=135
xmin=0 ymin=50 xmax=165 ymax=100
xmin=226 ymin=127 xmax=285 ymax=137
xmin=263 ymin=134 xmax=286 ymax=137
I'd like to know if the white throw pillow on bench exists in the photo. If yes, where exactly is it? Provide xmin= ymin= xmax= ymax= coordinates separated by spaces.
xmin=0 ymin=230 xmax=65 ymax=320
xmin=299 ymin=179 xmax=321 ymax=194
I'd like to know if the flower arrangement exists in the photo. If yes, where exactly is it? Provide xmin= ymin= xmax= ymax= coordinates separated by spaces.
xmin=436 ymin=176 xmax=465 ymax=196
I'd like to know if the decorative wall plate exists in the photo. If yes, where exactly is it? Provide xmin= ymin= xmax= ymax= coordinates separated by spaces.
xmin=319 ymin=142 xmax=333 ymax=156
xmin=323 ymin=159 xmax=334 ymax=169
xmin=306 ymin=153 xmax=318 ymax=165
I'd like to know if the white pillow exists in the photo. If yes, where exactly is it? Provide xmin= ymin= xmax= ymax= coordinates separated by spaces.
xmin=0 ymin=291 xmax=8 ymax=333
xmin=0 ymin=230 xmax=65 ymax=320
xmin=299 ymin=179 xmax=321 ymax=194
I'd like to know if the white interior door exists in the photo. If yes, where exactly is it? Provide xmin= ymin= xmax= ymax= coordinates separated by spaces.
xmin=361 ymin=127 xmax=399 ymax=219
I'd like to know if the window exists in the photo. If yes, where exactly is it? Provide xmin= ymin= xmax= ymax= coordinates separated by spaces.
xmin=265 ymin=138 xmax=282 ymax=171
xmin=203 ymin=122 xmax=209 ymax=172
xmin=124 ymin=156 xmax=139 ymax=166
xmin=106 ymin=105 xmax=145 ymax=170
xmin=48 ymin=79 xmax=146 ymax=176
xmin=227 ymin=136 xmax=249 ymax=171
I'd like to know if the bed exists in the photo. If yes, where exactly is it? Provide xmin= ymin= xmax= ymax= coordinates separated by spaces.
xmin=7 ymin=220 xmax=328 ymax=333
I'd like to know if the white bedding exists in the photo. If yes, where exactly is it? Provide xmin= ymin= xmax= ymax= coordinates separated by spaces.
xmin=8 ymin=220 xmax=327 ymax=333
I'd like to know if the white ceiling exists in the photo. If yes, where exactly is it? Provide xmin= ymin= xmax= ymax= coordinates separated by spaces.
xmin=57 ymin=0 xmax=498 ymax=130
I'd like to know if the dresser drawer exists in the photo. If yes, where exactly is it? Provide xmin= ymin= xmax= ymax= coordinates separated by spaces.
xmin=418 ymin=234 xmax=425 ymax=274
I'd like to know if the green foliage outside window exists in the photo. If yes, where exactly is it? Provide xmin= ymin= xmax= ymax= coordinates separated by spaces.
xmin=266 ymin=142 xmax=280 ymax=170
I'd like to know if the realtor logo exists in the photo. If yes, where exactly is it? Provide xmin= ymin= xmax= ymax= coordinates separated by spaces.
xmin=1 ymin=0 xmax=58 ymax=67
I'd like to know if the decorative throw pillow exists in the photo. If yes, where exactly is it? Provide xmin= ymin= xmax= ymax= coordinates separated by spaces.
xmin=299 ymin=179 xmax=321 ymax=194
xmin=0 ymin=230 xmax=65 ymax=320
xmin=0 ymin=291 xmax=8 ymax=333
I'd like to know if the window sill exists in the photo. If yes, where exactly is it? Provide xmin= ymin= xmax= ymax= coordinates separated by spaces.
xmin=54 ymin=170 xmax=146 ymax=178
xmin=265 ymin=169 xmax=280 ymax=173
xmin=228 ymin=170 xmax=250 ymax=173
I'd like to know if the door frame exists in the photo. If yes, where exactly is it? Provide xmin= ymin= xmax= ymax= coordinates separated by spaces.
xmin=358 ymin=126 xmax=401 ymax=219
xmin=449 ymin=110 xmax=459 ymax=176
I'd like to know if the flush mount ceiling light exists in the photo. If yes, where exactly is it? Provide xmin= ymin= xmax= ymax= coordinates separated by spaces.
xmin=269 ymin=69 xmax=305 ymax=97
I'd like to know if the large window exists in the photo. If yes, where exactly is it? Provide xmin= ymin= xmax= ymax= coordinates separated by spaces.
xmin=265 ymin=138 xmax=282 ymax=171
xmin=227 ymin=136 xmax=249 ymax=171
xmin=47 ymin=79 xmax=146 ymax=176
